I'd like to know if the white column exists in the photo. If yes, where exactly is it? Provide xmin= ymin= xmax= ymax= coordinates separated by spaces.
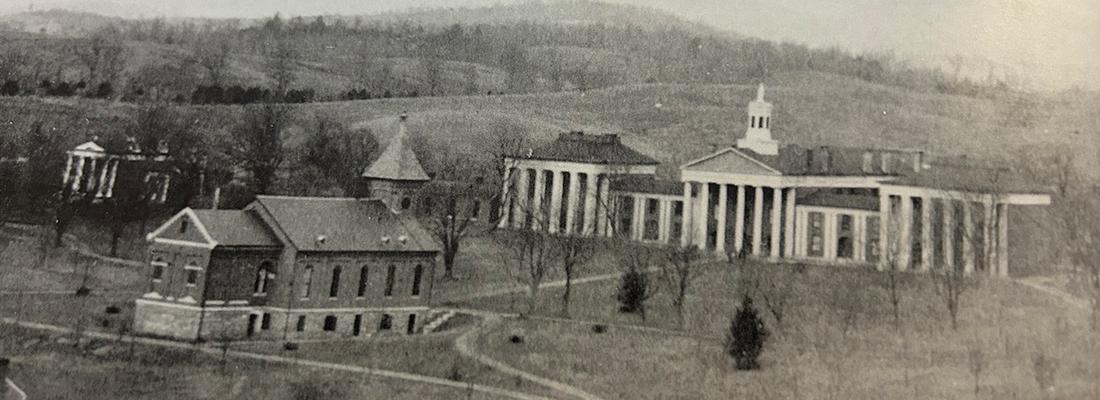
xmin=823 ymin=211 xmax=837 ymax=260
xmin=942 ymin=199 xmax=955 ymax=270
xmin=62 ymin=154 xmax=73 ymax=187
xmin=512 ymin=168 xmax=530 ymax=229
xmin=658 ymin=199 xmax=671 ymax=243
xmin=715 ymin=184 xmax=728 ymax=254
xmin=962 ymin=200 xmax=975 ymax=274
xmin=631 ymin=196 xmax=645 ymax=240
xmin=565 ymin=171 xmax=580 ymax=234
xmin=878 ymin=191 xmax=890 ymax=270
xmin=734 ymin=185 xmax=745 ymax=254
xmin=582 ymin=172 xmax=598 ymax=236
xmin=680 ymin=182 xmax=692 ymax=247
xmin=694 ymin=182 xmax=710 ymax=249
xmin=784 ymin=188 xmax=796 ymax=258
xmin=854 ymin=214 xmax=866 ymax=262
xmin=898 ymin=196 xmax=912 ymax=270
xmin=71 ymin=156 xmax=86 ymax=192
xmin=86 ymin=158 xmax=101 ymax=192
xmin=530 ymin=169 xmax=546 ymax=231
xmin=95 ymin=157 xmax=112 ymax=197
xmin=983 ymin=198 xmax=995 ymax=275
xmin=597 ymin=175 xmax=611 ymax=237
xmin=105 ymin=160 xmax=119 ymax=198
xmin=498 ymin=167 xmax=514 ymax=228
xmin=997 ymin=203 xmax=1009 ymax=277
xmin=547 ymin=170 xmax=563 ymax=234
xmin=159 ymin=175 xmax=171 ymax=202
xmin=752 ymin=186 xmax=764 ymax=255
xmin=920 ymin=195 xmax=933 ymax=271
xmin=770 ymin=187 xmax=782 ymax=258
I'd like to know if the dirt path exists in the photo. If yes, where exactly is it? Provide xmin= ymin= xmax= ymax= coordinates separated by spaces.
xmin=453 ymin=310 xmax=605 ymax=400
xmin=1016 ymin=276 xmax=1090 ymax=311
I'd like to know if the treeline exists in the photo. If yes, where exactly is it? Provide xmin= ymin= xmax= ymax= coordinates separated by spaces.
xmin=0 ymin=7 xmax=1022 ymax=105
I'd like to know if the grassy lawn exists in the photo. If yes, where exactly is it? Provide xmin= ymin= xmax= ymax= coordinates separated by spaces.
xmin=233 ymin=318 xmax=563 ymax=399
xmin=0 ymin=324 xmax=511 ymax=400
xmin=468 ymin=261 xmax=1100 ymax=399
xmin=0 ymin=224 xmax=147 ymax=293
xmin=431 ymin=233 xmax=630 ymax=304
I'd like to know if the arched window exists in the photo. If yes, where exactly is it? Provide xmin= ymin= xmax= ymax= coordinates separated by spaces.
xmin=411 ymin=264 xmax=424 ymax=296
xmin=384 ymin=265 xmax=396 ymax=297
xmin=401 ymin=197 xmax=412 ymax=210
xmin=357 ymin=265 xmax=369 ymax=297
xmin=329 ymin=265 xmax=342 ymax=298
xmin=184 ymin=262 xmax=200 ymax=286
xmin=299 ymin=265 xmax=313 ymax=299
xmin=379 ymin=314 xmax=393 ymax=331
xmin=254 ymin=261 xmax=274 ymax=295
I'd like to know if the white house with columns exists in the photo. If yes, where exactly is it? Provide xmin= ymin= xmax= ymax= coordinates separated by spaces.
xmin=497 ymin=84 xmax=1052 ymax=276
xmin=61 ymin=138 xmax=174 ymax=203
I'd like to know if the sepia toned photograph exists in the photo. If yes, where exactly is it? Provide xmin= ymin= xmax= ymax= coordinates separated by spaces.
xmin=0 ymin=1 xmax=1097 ymax=399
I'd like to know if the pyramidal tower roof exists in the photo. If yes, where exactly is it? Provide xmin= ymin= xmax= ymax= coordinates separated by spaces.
xmin=362 ymin=112 xmax=430 ymax=182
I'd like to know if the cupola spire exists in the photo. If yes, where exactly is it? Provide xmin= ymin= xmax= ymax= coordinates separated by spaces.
xmin=736 ymin=83 xmax=779 ymax=155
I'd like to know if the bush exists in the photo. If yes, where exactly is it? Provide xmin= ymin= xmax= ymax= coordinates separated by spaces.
xmin=591 ymin=324 xmax=607 ymax=334
xmin=725 ymin=295 xmax=769 ymax=370
xmin=616 ymin=268 xmax=650 ymax=314
xmin=509 ymin=335 xmax=524 ymax=344
xmin=0 ymin=80 xmax=19 ymax=96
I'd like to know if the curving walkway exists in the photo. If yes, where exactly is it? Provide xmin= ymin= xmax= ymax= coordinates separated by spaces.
xmin=453 ymin=311 xmax=605 ymax=400
xmin=1016 ymin=276 xmax=1089 ymax=311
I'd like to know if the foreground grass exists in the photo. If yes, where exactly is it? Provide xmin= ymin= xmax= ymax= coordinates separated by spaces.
xmin=0 ymin=324 xmax=511 ymax=400
xmin=469 ymin=262 xmax=1100 ymax=399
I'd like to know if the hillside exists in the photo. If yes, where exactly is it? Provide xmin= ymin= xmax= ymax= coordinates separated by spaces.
xmin=6 ymin=70 xmax=1097 ymax=176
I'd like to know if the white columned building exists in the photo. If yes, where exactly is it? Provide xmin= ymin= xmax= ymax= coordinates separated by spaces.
xmin=496 ymin=84 xmax=1052 ymax=277
xmin=61 ymin=138 xmax=174 ymax=204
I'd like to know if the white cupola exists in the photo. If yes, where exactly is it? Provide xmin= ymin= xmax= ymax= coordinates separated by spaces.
xmin=736 ymin=84 xmax=779 ymax=156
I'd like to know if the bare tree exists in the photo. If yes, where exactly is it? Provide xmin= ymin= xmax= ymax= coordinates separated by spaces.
xmin=931 ymin=262 xmax=971 ymax=331
xmin=740 ymin=260 xmax=797 ymax=332
xmin=552 ymin=234 xmax=595 ymax=317
xmin=193 ymin=34 xmax=234 ymax=86
xmin=878 ymin=254 xmax=905 ymax=332
xmin=72 ymin=28 xmax=128 ymax=86
xmin=661 ymin=244 xmax=702 ymax=329
xmin=264 ymin=36 xmax=298 ymax=99
xmin=496 ymin=229 xmax=553 ymax=317
xmin=968 ymin=346 xmax=986 ymax=395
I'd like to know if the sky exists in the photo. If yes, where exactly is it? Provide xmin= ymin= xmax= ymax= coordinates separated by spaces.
xmin=2 ymin=0 xmax=1097 ymax=90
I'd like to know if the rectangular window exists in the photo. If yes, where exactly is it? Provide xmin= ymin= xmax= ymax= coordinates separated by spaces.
xmin=329 ymin=266 xmax=342 ymax=298
xmin=411 ymin=265 xmax=423 ymax=296
xmin=353 ymin=314 xmax=363 ymax=336
xmin=357 ymin=266 xmax=369 ymax=297
xmin=470 ymin=200 xmax=481 ymax=219
xmin=837 ymin=214 xmax=854 ymax=259
xmin=296 ymin=316 xmax=306 ymax=332
xmin=151 ymin=258 xmax=167 ymax=281
xmin=384 ymin=265 xmax=396 ymax=297
xmin=866 ymin=216 xmax=881 ymax=263
xmin=379 ymin=314 xmax=393 ymax=331
xmin=261 ymin=313 xmax=271 ymax=330
xmin=299 ymin=265 xmax=313 ymax=299
xmin=323 ymin=315 xmax=338 ymax=331
xmin=406 ymin=314 xmax=417 ymax=335
xmin=808 ymin=212 xmax=825 ymax=257
xmin=186 ymin=269 xmax=199 ymax=286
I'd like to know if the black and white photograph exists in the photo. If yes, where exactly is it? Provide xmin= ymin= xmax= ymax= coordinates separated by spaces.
xmin=0 ymin=0 xmax=1097 ymax=399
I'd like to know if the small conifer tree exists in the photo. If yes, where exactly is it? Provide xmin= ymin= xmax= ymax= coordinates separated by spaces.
xmin=617 ymin=268 xmax=648 ymax=314
xmin=726 ymin=295 xmax=769 ymax=370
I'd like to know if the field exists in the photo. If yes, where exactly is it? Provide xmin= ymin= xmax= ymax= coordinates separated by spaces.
xmin=466 ymin=261 xmax=1100 ymax=399
xmin=0 ymin=324 xmax=511 ymax=400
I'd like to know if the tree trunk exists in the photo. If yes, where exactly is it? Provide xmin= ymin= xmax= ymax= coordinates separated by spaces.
xmin=525 ymin=280 xmax=540 ymax=318
xmin=561 ymin=266 xmax=573 ymax=317
xmin=443 ymin=245 xmax=457 ymax=279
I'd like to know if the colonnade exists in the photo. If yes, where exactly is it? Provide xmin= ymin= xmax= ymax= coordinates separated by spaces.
xmin=879 ymin=191 xmax=1009 ymax=276
xmin=680 ymin=181 xmax=796 ymax=258
xmin=63 ymin=153 xmax=122 ymax=198
xmin=497 ymin=166 xmax=612 ymax=236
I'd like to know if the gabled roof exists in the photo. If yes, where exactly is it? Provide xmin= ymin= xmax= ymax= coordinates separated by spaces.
xmin=191 ymin=209 xmax=281 ymax=247
xmin=521 ymin=132 xmax=658 ymax=165
xmin=252 ymin=196 xmax=440 ymax=253
xmin=681 ymin=147 xmax=781 ymax=175
xmin=886 ymin=163 xmax=1051 ymax=195
xmin=362 ymin=115 xmax=430 ymax=182
xmin=146 ymin=208 xmax=280 ymax=248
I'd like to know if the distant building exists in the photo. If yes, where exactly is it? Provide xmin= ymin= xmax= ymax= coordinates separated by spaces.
xmin=135 ymin=117 xmax=445 ymax=342
xmin=60 ymin=137 xmax=174 ymax=203
xmin=498 ymin=84 xmax=1052 ymax=276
